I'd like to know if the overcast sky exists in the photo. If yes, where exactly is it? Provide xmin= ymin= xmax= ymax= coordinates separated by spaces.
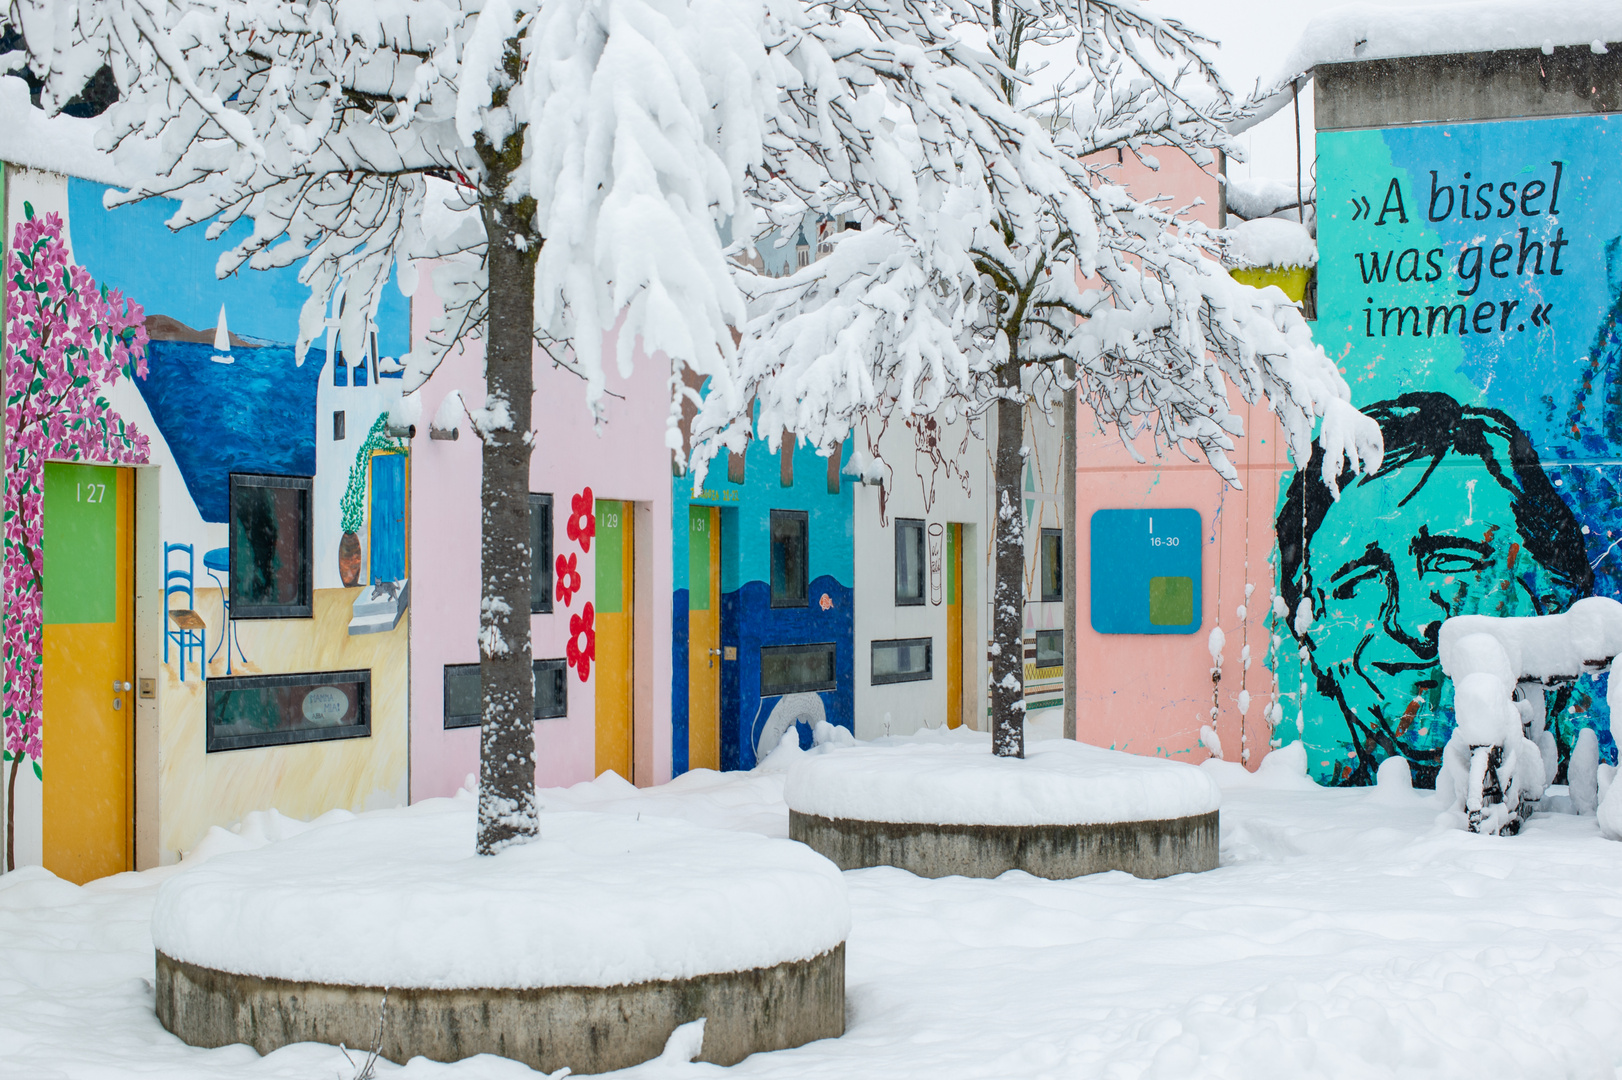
xmin=1149 ymin=0 xmax=1466 ymax=189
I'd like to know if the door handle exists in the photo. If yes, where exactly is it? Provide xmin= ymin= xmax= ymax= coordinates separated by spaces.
xmin=113 ymin=681 xmax=132 ymax=692
xmin=707 ymin=647 xmax=722 ymax=669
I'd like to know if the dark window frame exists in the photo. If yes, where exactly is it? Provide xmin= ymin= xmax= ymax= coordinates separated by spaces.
xmin=769 ymin=509 xmax=809 ymax=609
xmin=443 ymin=662 xmax=482 ymax=729
xmin=759 ymin=642 xmax=837 ymax=696
xmin=1034 ymin=629 xmax=1064 ymax=669
xmin=443 ymin=659 xmax=568 ymax=729
xmin=870 ymin=636 xmax=932 ymax=685
xmin=895 ymin=518 xmax=926 ymax=606
xmin=1040 ymin=527 xmax=1064 ymax=602
xmin=533 ymin=657 xmax=568 ymax=719
xmin=530 ymin=493 xmax=554 ymax=614
xmin=206 ymin=669 xmax=371 ymax=752
xmin=228 ymin=472 xmax=314 ymax=619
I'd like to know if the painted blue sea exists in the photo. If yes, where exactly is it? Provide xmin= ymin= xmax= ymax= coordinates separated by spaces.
xmin=136 ymin=339 xmax=326 ymax=523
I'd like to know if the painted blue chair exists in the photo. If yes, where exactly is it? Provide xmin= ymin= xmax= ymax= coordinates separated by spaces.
xmin=204 ymin=546 xmax=248 ymax=675
xmin=163 ymin=543 xmax=206 ymax=681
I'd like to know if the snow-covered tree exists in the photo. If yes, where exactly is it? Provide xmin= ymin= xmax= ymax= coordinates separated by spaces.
xmin=693 ymin=0 xmax=1383 ymax=758
xmin=8 ymin=0 xmax=1047 ymax=841
xmin=6 ymin=0 xmax=810 ymax=851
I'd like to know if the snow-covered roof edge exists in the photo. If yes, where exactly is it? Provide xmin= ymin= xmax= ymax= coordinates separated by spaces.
xmin=0 ymin=76 xmax=122 ymax=187
xmin=1232 ymin=0 xmax=1622 ymax=134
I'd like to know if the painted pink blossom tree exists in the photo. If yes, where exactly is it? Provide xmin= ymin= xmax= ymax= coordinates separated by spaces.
xmin=4 ymin=204 xmax=149 ymax=869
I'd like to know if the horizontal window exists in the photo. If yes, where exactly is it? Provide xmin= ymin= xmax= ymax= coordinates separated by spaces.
xmin=443 ymin=660 xmax=568 ymax=729
xmin=760 ymin=642 xmax=836 ymax=696
xmin=1034 ymin=629 xmax=1063 ymax=669
xmin=871 ymin=637 xmax=932 ymax=685
xmin=207 ymin=669 xmax=370 ymax=752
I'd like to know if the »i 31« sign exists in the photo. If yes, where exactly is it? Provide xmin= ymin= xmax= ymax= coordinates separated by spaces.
xmin=1089 ymin=509 xmax=1202 ymax=635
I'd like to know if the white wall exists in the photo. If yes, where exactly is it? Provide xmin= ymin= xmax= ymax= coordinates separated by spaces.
xmin=851 ymin=412 xmax=992 ymax=738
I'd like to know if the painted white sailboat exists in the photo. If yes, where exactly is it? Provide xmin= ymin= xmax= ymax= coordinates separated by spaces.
xmin=211 ymin=304 xmax=234 ymax=364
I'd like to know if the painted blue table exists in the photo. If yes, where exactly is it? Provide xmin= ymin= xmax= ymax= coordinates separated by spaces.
xmin=203 ymin=547 xmax=249 ymax=674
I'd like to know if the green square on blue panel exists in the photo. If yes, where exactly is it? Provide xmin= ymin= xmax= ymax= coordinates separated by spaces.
xmin=1149 ymin=576 xmax=1193 ymax=626
xmin=1090 ymin=509 xmax=1202 ymax=635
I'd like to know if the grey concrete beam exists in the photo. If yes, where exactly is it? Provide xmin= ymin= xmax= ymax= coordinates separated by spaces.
xmin=1317 ymin=43 xmax=1622 ymax=131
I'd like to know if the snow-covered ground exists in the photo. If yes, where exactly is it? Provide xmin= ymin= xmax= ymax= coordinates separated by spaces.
xmin=7 ymin=749 xmax=1622 ymax=1079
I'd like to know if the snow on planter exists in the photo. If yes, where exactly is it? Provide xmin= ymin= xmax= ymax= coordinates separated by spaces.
xmin=786 ymin=737 xmax=1219 ymax=827
xmin=153 ymin=797 xmax=848 ymax=990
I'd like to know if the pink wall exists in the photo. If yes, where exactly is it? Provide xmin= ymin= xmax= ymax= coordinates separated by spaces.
xmin=1073 ymin=149 xmax=1290 ymax=768
xmin=408 ymin=277 xmax=674 ymax=800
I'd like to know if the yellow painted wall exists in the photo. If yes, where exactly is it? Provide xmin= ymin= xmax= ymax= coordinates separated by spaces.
xmin=156 ymin=588 xmax=408 ymax=859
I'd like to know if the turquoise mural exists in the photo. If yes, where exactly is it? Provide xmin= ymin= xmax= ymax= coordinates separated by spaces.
xmin=1284 ymin=115 xmax=1622 ymax=786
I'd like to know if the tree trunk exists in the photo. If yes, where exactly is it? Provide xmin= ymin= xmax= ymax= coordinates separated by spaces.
xmin=474 ymin=41 xmax=541 ymax=855
xmin=1062 ymin=356 xmax=1077 ymax=742
xmin=990 ymin=367 xmax=1026 ymax=758
xmin=5 ymin=755 xmax=17 ymax=871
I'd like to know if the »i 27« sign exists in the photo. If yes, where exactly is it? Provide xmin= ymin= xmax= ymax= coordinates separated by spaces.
xmin=1089 ymin=509 xmax=1202 ymax=635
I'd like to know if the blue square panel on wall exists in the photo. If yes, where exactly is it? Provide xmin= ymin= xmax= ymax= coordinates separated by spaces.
xmin=1090 ymin=509 xmax=1202 ymax=634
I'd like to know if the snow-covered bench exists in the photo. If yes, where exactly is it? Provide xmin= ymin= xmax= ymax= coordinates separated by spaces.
xmin=1437 ymin=597 xmax=1622 ymax=835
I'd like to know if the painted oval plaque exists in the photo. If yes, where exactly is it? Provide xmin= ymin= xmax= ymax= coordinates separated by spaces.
xmin=301 ymin=685 xmax=350 ymax=726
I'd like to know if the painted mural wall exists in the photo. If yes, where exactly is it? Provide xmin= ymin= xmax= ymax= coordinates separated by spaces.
xmin=671 ymin=431 xmax=854 ymax=773
xmin=3 ymin=163 xmax=414 ymax=872
xmin=1296 ymin=114 xmax=1622 ymax=786
xmin=407 ymin=267 xmax=674 ymax=799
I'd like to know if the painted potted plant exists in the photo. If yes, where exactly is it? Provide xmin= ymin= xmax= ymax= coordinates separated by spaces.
xmin=337 ymin=414 xmax=404 ymax=587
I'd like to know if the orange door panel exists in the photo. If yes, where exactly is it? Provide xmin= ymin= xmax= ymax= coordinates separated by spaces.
xmin=687 ymin=506 xmax=720 ymax=770
xmin=41 ymin=463 xmax=134 ymax=884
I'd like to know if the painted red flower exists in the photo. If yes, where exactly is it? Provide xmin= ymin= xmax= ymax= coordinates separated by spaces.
xmin=567 ymin=602 xmax=596 ymax=682
xmin=555 ymin=552 xmax=582 ymax=607
xmin=566 ymin=487 xmax=595 ymax=552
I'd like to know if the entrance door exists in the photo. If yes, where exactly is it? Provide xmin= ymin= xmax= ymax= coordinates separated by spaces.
xmin=687 ymin=506 xmax=720 ymax=770
xmin=41 ymin=463 xmax=134 ymax=884
xmin=947 ymin=522 xmax=963 ymax=729
xmin=595 ymin=499 xmax=634 ymax=778
xmin=369 ymin=451 xmax=406 ymax=583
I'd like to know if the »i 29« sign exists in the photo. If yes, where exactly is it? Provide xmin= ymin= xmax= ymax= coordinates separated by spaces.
xmin=1089 ymin=509 xmax=1202 ymax=635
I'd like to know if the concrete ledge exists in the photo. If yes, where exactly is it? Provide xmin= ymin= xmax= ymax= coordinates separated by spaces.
xmin=790 ymin=810 xmax=1219 ymax=880
xmin=1317 ymin=45 xmax=1622 ymax=131
xmin=155 ymin=943 xmax=844 ymax=1074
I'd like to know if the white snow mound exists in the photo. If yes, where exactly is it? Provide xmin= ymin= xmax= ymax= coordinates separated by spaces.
xmin=1227 ymin=218 xmax=1317 ymax=269
xmin=1283 ymin=1 xmax=1622 ymax=77
xmin=785 ymin=738 xmax=1219 ymax=827
xmin=152 ymin=799 xmax=848 ymax=989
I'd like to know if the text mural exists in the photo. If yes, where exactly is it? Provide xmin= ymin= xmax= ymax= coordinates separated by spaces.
xmin=1288 ymin=115 xmax=1622 ymax=786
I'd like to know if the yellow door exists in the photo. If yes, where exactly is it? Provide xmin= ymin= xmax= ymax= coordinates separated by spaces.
xmin=594 ymin=499 xmax=634 ymax=778
xmin=41 ymin=463 xmax=134 ymax=884
xmin=687 ymin=506 xmax=720 ymax=770
xmin=947 ymin=522 xmax=963 ymax=729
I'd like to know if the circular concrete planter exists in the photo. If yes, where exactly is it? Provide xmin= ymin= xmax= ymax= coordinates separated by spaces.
xmin=790 ymin=809 xmax=1217 ymax=879
xmin=156 ymin=944 xmax=845 ymax=1075
xmin=152 ymin=804 xmax=849 ymax=1072
xmin=785 ymin=738 xmax=1221 ymax=880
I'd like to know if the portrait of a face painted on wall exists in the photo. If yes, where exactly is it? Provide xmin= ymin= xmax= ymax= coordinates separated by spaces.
xmin=1277 ymin=392 xmax=1593 ymax=787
